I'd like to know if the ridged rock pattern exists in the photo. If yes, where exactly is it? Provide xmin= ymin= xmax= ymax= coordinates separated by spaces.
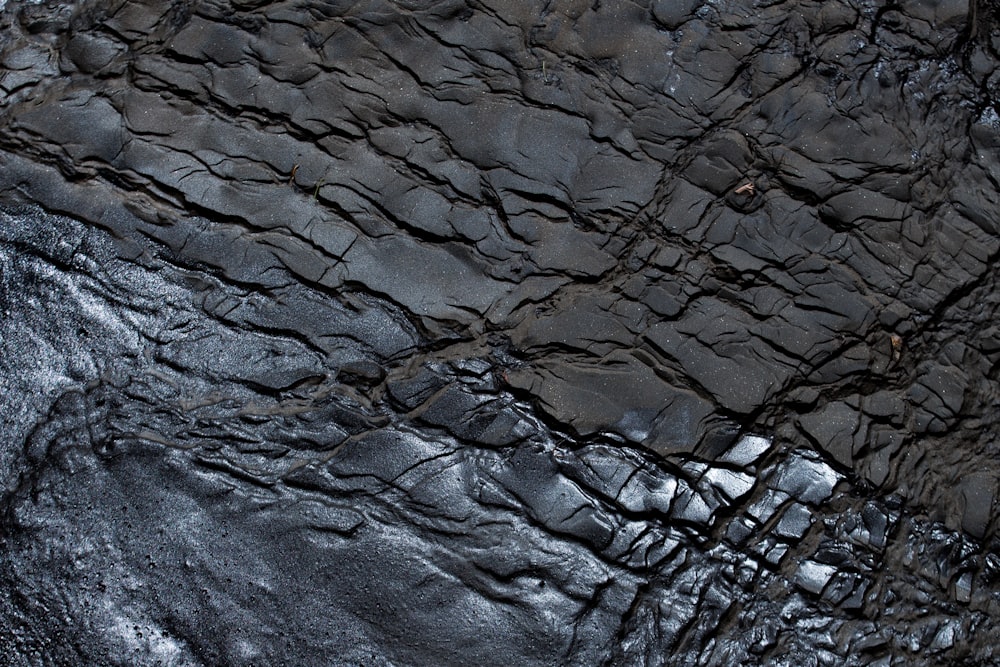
xmin=2 ymin=1 xmax=1000 ymax=665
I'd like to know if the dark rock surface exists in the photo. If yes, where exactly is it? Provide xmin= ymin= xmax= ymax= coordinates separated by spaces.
xmin=2 ymin=0 xmax=1000 ymax=664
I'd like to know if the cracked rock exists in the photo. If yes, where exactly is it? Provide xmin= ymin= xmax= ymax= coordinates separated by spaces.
xmin=2 ymin=0 xmax=1000 ymax=665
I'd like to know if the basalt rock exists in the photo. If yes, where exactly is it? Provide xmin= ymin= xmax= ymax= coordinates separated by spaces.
xmin=2 ymin=1 xmax=1000 ymax=665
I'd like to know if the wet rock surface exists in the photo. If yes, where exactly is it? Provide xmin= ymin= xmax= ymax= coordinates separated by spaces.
xmin=2 ymin=0 xmax=1000 ymax=664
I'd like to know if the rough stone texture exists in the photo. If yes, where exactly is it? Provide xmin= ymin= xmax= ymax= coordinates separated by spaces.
xmin=1 ymin=0 xmax=1000 ymax=665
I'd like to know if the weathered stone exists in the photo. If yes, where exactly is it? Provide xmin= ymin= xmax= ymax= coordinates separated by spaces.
xmin=2 ymin=0 xmax=1000 ymax=664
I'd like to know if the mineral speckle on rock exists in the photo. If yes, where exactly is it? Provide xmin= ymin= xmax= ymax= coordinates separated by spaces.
xmin=2 ymin=0 xmax=1000 ymax=665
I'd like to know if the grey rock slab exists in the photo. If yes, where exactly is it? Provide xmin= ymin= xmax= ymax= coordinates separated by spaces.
xmin=645 ymin=304 xmax=795 ymax=415
xmin=684 ymin=130 xmax=754 ymax=196
xmin=774 ymin=502 xmax=814 ymax=540
xmin=795 ymin=560 xmax=838 ymax=595
xmin=510 ymin=291 xmax=638 ymax=356
xmin=958 ymin=472 xmax=997 ymax=539
xmin=340 ymin=233 xmax=511 ymax=324
xmin=720 ymin=434 xmax=774 ymax=467
xmin=818 ymin=188 xmax=912 ymax=228
xmin=505 ymin=351 xmax=716 ymax=456
xmin=798 ymin=401 xmax=863 ymax=469
xmin=771 ymin=451 xmax=841 ymax=506
xmin=3 ymin=0 xmax=1000 ymax=664
xmin=14 ymin=90 xmax=125 ymax=164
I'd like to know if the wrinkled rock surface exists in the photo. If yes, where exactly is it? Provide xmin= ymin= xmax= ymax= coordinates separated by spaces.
xmin=2 ymin=0 xmax=1000 ymax=665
